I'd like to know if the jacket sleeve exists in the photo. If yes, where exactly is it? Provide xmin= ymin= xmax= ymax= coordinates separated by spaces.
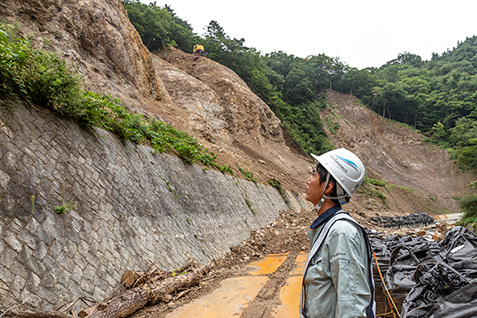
xmin=326 ymin=220 xmax=372 ymax=318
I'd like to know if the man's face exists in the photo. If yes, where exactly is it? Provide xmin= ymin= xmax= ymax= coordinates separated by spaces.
xmin=305 ymin=169 xmax=325 ymax=205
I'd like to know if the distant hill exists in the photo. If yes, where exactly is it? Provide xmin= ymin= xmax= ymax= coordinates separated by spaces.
xmin=119 ymin=1 xmax=477 ymax=174
xmin=0 ymin=0 xmax=475 ymax=216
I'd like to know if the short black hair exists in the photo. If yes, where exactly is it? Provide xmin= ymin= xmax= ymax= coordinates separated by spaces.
xmin=316 ymin=163 xmax=341 ymax=205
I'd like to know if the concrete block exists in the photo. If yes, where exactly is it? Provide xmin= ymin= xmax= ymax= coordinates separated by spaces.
xmin=3 ymin=231 xmax=22 ymax=253
xmin=0 ymin=264 xmax=14 ymax=286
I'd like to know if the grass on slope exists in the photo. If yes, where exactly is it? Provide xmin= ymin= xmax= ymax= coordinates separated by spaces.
xmin=0 ymin=23 xmax=233 ymax=174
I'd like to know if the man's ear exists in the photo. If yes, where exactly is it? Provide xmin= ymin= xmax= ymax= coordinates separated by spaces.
xmin=324 ymin=180 xmax=335 ymax=195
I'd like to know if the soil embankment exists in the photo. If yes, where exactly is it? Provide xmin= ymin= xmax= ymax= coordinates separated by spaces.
xmin=0 ymin=0 xmax=476 ymax=316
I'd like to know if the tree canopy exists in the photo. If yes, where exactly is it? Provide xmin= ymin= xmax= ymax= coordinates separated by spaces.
xmin=121 ymin=1 xmax=477 ymax=173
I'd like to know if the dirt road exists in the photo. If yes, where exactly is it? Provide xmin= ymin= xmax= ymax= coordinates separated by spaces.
xmin=165 ymin=252 xmax=306 ymax=318
xmin=129 ymin=210 xmax=460 ymax=318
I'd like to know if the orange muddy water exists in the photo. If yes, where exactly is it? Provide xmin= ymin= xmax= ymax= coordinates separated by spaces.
xmin=166 ymin=252 xmax=306 ymax=318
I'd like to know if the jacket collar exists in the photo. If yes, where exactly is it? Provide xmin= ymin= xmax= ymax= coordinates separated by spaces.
xmin=309 ymin=205 xmax=342 ymax=229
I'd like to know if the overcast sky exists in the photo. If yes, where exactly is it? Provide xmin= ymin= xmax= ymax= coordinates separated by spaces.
xmin=139 ymin=1 xmax=477 ymax=69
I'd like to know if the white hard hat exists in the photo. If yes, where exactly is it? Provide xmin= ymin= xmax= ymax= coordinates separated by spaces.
xmin=311 ymin=148 xmax=365 ymax=198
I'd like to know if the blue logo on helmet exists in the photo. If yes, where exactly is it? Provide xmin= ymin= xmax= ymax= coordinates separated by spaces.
xmin=336 ymin=155 xmax=358 ymax=171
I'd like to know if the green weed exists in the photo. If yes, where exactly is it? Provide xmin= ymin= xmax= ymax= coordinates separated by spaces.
xmin=362 ymin=175 xmax=387 ymax=187
xmin=0 ymin=23 xmax=237 ymax=176
xmin=54 ymin=198 xmax=76 ymax=214
xmin=30 ymin=194 xmax=35 ymax=214
xmin=238 ymin=166 xmax=257 ymax=183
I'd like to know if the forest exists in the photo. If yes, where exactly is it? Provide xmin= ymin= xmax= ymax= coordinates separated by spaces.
xmin=121 ymin=0 xmax=477 ymax=176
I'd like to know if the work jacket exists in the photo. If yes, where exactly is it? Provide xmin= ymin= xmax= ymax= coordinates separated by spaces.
xmin=303 ymin=209 xmax=374 ymax=318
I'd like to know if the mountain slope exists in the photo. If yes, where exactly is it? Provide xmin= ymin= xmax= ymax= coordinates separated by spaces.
xmin=321 ymin=90 xmax=475 ymax=216
xmin=0 ymin=0 xmax=313 ymax=192
xmin=0 ymin=0 xmax=474 ymax=215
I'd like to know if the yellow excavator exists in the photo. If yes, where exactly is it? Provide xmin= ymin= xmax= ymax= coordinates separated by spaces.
xmin=193 ymin=45 xmax=208 ymax=57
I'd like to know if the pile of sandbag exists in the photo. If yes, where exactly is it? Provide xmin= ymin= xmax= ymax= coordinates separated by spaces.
xmin=369 ymin=226 xmax=477 ymax=318
xmin=370 ymin=213 xmax=435 ymax=228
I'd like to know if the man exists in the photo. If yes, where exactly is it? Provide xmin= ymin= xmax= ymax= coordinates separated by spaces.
xmin=300 ymin=148 xmax=375 ymax=318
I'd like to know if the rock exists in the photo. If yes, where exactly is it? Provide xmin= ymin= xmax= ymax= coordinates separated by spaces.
xmin=0 ymin=0 xmax=170 ymax=111
xmin=432 ymin=231 xmax=444 ymax=242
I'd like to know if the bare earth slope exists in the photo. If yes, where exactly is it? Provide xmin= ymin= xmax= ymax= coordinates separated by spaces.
xmin=1 ymin=0 xmax=474 ymax=215
xmin=0 ymin=0 xmax=312 ymax=192
xmin=152 ymin=48 xmax=312 ymax=192
xmin=2 ymin=1 xmax=477 ymax=316
xmin=0 ymin=0 xmax=176 ymax=111
xmin=321 ymin=90 xmax=475 ymax=217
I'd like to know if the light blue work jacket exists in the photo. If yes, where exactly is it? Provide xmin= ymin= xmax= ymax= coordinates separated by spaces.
xmin=303 ymin=211 xmax=374 ymax=318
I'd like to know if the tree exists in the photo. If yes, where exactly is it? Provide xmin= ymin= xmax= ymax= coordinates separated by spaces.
xmin=121 ymin=1 xmax=197 ymax=52
xmin=121 ymin=1 xmax=477 ymax=170
xmin=283 ymin=67 xmax=314 ymax=104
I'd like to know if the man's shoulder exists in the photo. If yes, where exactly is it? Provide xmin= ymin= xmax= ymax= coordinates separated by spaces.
xmin=328 ymin=216 xmax=362 ymax=235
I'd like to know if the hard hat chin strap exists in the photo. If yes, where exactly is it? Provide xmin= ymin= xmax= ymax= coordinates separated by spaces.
xmin=313 ymin=173 xmax=349 ymax=211
xmin=314 ymin=173 xmax=330 ymax=211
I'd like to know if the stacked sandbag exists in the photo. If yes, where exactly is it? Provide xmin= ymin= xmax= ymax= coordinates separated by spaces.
xmin=369 ymin=226 xmax=477 ymax=318
xmin=370 ymin=213 xmax=435 ymax=228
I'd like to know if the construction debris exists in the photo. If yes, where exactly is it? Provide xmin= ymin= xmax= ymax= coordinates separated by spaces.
xmin=78 ymin=261 xmax=211 ymax=318
xmin=370 ymin=226 xmax=477 ymax=318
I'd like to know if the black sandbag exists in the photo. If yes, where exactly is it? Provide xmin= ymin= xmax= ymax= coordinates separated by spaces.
xmin=439 ymin=227 xmax=477 ymax=264
xmin=368 ymin=226 xmax=477 ymax=317
xmin=438 ymin=226 xmax=476 ymax=250
xmin=401 ymin=261 xmax=471 ymax=317
xmin=426 ymin=281 xmax=477 ymax=318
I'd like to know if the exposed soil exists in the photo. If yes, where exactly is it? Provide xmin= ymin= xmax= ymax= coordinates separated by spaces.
xmin=1 ymin=0 xmax=473 ymax=214
xmin=129 ymin=207 xmax=316 ymax=318
xmin=151 ymin=48 xmax=476 ymax=219
xmin=129 ymin=206 xmax=455 ymax=318
xmin=1 ymin=2 xmax=476 ymax=316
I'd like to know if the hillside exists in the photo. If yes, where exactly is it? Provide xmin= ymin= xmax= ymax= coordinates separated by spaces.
xmin=2 ymin=0 xmax=477 ymax=315
xmin=321 ymin=90 xmax=475 ymax=217
xmin=154 ymin=48 xmax=475 ymax=218
xmin=1 ymin=0 xmax=474 ymax=216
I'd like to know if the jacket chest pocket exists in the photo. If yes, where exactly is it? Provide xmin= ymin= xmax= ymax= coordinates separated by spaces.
xmin=305 ymin=256 xmax=331 ymax=285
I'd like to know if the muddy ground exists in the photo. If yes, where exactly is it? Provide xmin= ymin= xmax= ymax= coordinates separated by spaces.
xmin=128 ymin=207 xmax=314 ymax=318
xmin=128 ymin=207 xmax=454 ymax=318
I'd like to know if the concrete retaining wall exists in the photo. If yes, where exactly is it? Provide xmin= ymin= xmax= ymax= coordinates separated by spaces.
xmin=0 ymin=101 xmax=306 ymax=311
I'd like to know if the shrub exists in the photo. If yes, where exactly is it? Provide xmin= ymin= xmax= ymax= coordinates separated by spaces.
xmin=461 ymin=195 xmax=477 ymax=219
xmin=0 ymin=23 xmax=278 ymax=185
xmin=0 ymin=23 xmax=84 ymax=115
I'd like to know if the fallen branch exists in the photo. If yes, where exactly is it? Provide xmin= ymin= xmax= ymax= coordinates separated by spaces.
xmin=80 ymin=263 xmax=211 ymax=318
xmin=120 ymin=259 xmax=194 ymax=289
xmin=120 ymin=269 xmax=167 ymax=289
xmin=2 ymin=310 xmax=77 ymax=318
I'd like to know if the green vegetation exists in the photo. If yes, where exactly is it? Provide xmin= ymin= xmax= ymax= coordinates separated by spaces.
xmin=120 ymin=1 xmax=333 ymax=156
xmin=238 ymin=166 xmax=257 ymax=183
xmin=0 ymin=23 xmax=233 ymax=175
xmin=268 ymin=178 xmax=289 ymax=204
xmin=120 ymin=1 xmax=477 ymax=174
xmin=54 ymin=198 xmax=76 ymax=214
xmin=0 ymin=23 xmax=83 ymax=116
xmin=359 ymin=176 xmax=389 ymax=207
xmin=54 ymin=183 xmax=76 ymax=214
xmin=268 ymin=178 xmax=284 ymax=196
xmin=457 ymin=195 xmax=477 ymax=226
xmin=121 ymin=1 xmax=197 ymax=53
xmin=30 ymin=195 xmax=35 ymax=214
xmin=362 ymin=176 xmax=388 ymax=187
xmin=243 ymin=192 xmax=256 ymax=215
xmin=120 ymin=1 xmax=477 ymax=215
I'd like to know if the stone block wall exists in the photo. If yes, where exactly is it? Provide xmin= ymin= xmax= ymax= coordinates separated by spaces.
xmin=0 ymin=101 xmax=301 ymax=312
